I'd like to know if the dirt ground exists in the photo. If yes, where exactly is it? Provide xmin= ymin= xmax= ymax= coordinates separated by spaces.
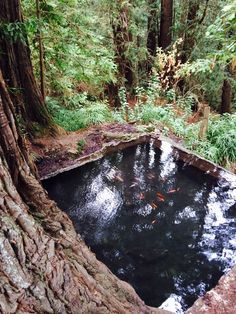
xmin=32 ymin=123 xmax=149 ymax=179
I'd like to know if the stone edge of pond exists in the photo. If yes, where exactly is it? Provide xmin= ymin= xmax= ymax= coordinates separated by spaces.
xmin=40 ymin=133 xmax=152 ymax=180
xmin=155 ymin=135 xmax=236 ymax=181
xmin=40 ymin=132 xmax=236 ymax=181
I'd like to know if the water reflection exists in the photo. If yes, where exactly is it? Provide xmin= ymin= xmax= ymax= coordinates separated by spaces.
xmin=44 ymin=142 xmax=236 ymax=313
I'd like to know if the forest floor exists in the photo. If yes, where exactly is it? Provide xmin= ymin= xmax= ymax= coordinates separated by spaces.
xmin=33 ymin=122 xmax=139 ymax=178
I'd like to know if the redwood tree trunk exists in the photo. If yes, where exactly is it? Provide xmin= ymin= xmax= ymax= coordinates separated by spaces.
xmin=180 ymin=0 xmax=200 ymax=63
xmin=111 ymin=2 xmax=135 ymax=94
xmin=0 ymin=0 xmax=55 ymax=135
xmin=220 ymin=79 xmax=232 ymax=114
xmin=159 ymin=0 xmax=173 ymax=49
xmin=0 ymin=69 xmax=164 ymax=313
xmin=147 ymin=0 xmax=159 ymax=71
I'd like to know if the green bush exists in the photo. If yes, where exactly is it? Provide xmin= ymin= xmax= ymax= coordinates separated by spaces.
xmin=47 ymin=97 xmax=113 ymax=131
xmin=206 ymin=114 xmax=236 ymax=164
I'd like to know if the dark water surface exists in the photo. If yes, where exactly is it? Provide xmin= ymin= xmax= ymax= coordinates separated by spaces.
xmin=44 ymin=142 xmax=236 ymax=312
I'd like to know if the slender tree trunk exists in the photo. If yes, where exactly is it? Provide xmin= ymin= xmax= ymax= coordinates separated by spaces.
xmin=147 ymin=0 xmax=159 ymax=72
xmin=111 ymin=1 xmax=135 ymax=94
xmin=178 ymin=1 xmax=209 ymax=93
xmin=159 ymin=0 xmax=173 ymax=49
xmin=180 ymin=0 xmax=200 ymax=63
xmin=0 ymin=0 xmax=55 ymax=135
xmin=0 ymin=69 xmax=165 ymax=313
xmin=220 ymin=79 xmax=232 ymax=114
xmin=180 ymin=0 xmax=209 ymax=64
xmin=36 ymin=0 xmax=46 ymax=102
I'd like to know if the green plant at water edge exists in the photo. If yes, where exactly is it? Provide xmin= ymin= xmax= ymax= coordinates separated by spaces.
xmin=184 ymin=114 xmax=236 ymax=167
xmin=206 ymin=114 xmax=236 ymax=165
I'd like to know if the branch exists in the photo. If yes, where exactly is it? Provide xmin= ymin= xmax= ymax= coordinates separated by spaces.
xmin=198 ymin=0 xmax=209 ymax=25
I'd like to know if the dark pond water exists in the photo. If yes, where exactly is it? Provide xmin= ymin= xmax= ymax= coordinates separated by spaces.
xmin=43 ymin=141 xmax=236 ymax=313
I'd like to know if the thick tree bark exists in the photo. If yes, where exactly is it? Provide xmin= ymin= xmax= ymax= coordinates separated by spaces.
xmin=220 ymin=79 xmax=232 ymax=114
xmin=147 ymin=0 xmax=159 ymax=72
xmin=0 ymin=0 xmax=55 ymax=135
xmin=0 ymin=70 xmax=167 ymax=313
xmin=111 ymin=1 xmax=135 ymax=94
xmin=159 ymin=0 xmax=173 ymax=49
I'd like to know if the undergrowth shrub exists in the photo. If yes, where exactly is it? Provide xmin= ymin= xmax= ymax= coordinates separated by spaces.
xmin=185 ymin=114 xmax=236 ymax=166
xmin=206 ymin=114 xmax=236 ymax=164
xmin=47 ymin=97 xmax=113 ymax=131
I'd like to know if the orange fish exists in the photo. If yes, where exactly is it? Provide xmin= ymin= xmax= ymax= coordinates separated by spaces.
xmin=151 ymin=202 xmax=158 ymax=209
xmin=151 ymin=219 xmax=157 ymax=224
xmin=167 ymin=189 xmax=177 ymax=193
xmin=156 ymin=192 xmax=165 ymax=199
xmin=138 ymin=193 xmax=145 ymax=200
xmin=147 ymin=173 xmax=155 ymax=180
xmin=167 ymin=188 xmax=180 ymax=193
xmin=115 ymin=175 xmax=123 ymax=182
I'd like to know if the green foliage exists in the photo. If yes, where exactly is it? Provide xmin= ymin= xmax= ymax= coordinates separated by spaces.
xmin=184 ymin=114 xmax=236 ymax=166
xmin=20 ymin=0 xmax=235 ymax=169
xmin=182 ymin=1 xmax=236 ymax=110
xmin=206 ymin=114 xmax=236 ymax=164
xmin=22 ymin=0 xmax=117 ymax=98
xmin=47 ymin=97 xmax=113 ymax=131
xmin=0 ymin=21 xmax=27 ymax=42
xmin=205 ymin=1 xmax=236 ymax=62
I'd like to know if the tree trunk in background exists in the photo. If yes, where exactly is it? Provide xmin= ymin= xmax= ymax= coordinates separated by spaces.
xmin=0 ymin=69 xmax=165 ymax=313
xmin=181 ymin=0 xmax=200 ymax=63
xmin=112 ymin=1 xmax=135 ymax=94
xmin=220 ymin=79 xmax=232 ymax=114
xmin=0 ymin=0 xmax=55 ymax=135
xmin=36 ymin=0 xmax=46 ymax=102
xmin=159 ymin=0 xmax=173 ymax=49
xmin=147 ymin=0 xmax=159 ymax=72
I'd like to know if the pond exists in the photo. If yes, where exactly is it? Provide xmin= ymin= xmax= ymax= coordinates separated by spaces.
xmin=43 ymin=141 xmax=236 ymax=313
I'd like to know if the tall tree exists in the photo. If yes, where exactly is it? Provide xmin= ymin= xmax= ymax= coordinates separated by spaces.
xmin=0 ymin=68 xmax=162 ymax=313
xmin=0 ymin=0 xmax=55 ymax=135
xmin=111 ymin=1 xmax=135 ymax=93
xmin=180 ymin=0 xmax=209 ymax=63
xmin=147 ymin=0 xmax=159 ymax=72
xmin=159 ymin=0 xmax=173 ymax=49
